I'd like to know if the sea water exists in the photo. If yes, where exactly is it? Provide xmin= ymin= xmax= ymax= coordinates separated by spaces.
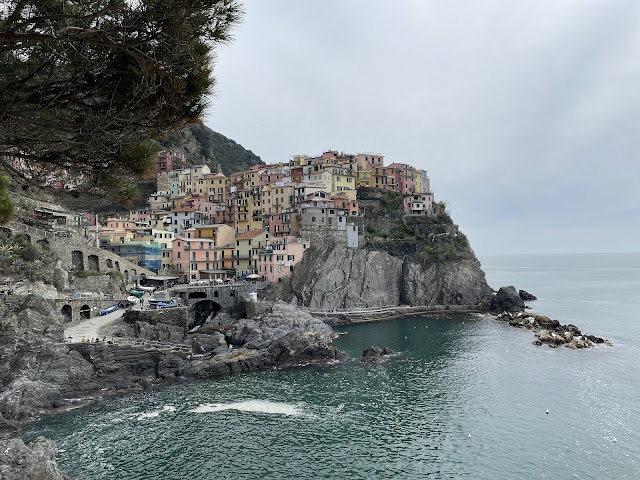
xmin=24 ymin=253 xmax=640 ymax=479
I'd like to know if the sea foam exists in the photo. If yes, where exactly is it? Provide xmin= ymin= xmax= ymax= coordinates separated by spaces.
xmin=189 ymin=400 xmax=300 ymax=416
xmin=136 ymin=405 xmax=176 ymax=421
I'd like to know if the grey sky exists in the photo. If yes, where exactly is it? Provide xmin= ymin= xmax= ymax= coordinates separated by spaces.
xmin=205 ymin=0 xmax=640 ymax=255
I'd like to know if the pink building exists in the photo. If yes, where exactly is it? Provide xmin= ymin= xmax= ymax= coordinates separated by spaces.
xmin=260 ymin=170 xmax=283 ymax=186
xmin=256 ymin=237 xmax=310 ymax=282
xmin=156 ymin=151 xmax=186 ymax=173
xmin=403 ymin=193 xmax=434 ymax=216
xmin=82 ymin=213 xmax=97 ymax=227
xmin=355 ymin=153 xmax=384 ymax=171
xmin=106 ymin=217 xmax=132 ymax=231
xmin=172 ymin=237 xmax=236 ymax=282
xmin=388 ymin=162 xmax=416 ymax=195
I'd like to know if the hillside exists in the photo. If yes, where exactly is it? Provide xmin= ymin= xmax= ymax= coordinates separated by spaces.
xmin=159 ymin=123 xmax=265 ymax=175
xmin=36 ymin=124 xmax=264 ymax=213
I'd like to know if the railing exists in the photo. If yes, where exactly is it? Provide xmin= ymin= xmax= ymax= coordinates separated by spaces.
xmin=308 ymin=304 xmax=483 ymax=315
xmin=55 ymin=292 xmax=121 ymax=301
xmin=70 ymin=337 xmax=193 ymax=353
xmin=7 ymin=220 xmax=70 ymax=239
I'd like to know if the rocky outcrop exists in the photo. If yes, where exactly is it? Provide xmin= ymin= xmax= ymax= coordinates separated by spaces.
xmin=496 ymin=311 xmax=611 ymax=348
xmin=285 ymin=243 xmax=403 ymax=309
xmin=0 ymin=295 xmax=346 ymax=434
xmin=0 ymin=295 xmax=95 ymax=424
xmin=402 ymin=257 xmax=491 ymax=305
xmin=281 ymin=242 xmax=491 ymax=309
xmin=489 ymin=286 xmax=525 ymax=313
xmin=361 ymin=346 xmax=395 ymax=363
xmin=0 ymin=436 xmax=70 ymax=480
xmin=518 ymin=290 xmax=537 ymax=301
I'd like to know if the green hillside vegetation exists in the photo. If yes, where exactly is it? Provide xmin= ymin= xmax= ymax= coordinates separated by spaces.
xmin=159 ymin=123 xmax=264 ymax=175
xmin=30 ymin=124 xmax=264 ymax=213
xmin=358 ymin=188 xmax=472 ymax=264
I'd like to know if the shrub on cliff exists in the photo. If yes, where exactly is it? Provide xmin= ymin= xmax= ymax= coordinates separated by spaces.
xmin=0 ymin=233 xmax=58 ymax=283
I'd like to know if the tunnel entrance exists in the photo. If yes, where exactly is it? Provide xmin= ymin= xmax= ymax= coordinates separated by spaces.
xmin=80 ymin=304 xmax=91 ymax=319
xmin=188 ymin=299 xmax=222 ymax=331
xmin=61 ymin=305 xmax=72 ymax=322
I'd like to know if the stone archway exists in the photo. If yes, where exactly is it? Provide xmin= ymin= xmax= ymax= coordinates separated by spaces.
xmin=189 ymin=299 xmax=222 ymax=330
xmin=106 ymin=259 xmax=113 ymax=269
xmin=71 ymin=251 xmax=84 ymax=272
xmin=115 ymin=261 xmax=120 ymax=271
xmin=124 ymin=270 xmax=129 ymax=282
xmin=88 ymin=255 xmax=99 ymax=271
xmin=61 ymin=305 xmax=72 ymax=323
xmin=36 ymin=239 xmax=49 ymax=248
xmin=80 ymin=304 xmax=91 ymax=320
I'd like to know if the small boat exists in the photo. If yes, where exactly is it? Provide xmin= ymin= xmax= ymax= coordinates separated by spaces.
xmin=100 ymin=304 xmax=119 ymax=316
xmin=150 ymin=301 xmax=180 ymax=309
xmin=128 ymin=289 xmax=145 ymax=298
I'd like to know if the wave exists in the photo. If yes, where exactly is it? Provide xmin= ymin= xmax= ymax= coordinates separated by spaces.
xmin=136 ymin=405 xmax=176 ymax=421
xmin=189 ymin=400 xmax=300 ymax=416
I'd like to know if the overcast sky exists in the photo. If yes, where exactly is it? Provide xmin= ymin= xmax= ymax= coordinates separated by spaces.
xmin=204 ymin=0 xmax=640 ymax=256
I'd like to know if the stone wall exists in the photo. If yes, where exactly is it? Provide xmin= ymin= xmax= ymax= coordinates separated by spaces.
xmin=2 ymin=221 xmax=155 ymax=282
xmin=124 ymin=308 xmax=187 ymax=328
xmin=52 ymin=298 xmax=120 ymax=324
xmin=70 ymin=274 xmax=124 ymax=295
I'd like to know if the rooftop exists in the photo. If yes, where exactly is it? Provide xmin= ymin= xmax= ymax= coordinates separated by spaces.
xmin=236 ymin=230 xmax=267 ymax=240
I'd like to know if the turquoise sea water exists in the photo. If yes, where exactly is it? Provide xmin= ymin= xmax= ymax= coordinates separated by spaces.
xmin=25 ymin=253 xmax=640 ymax=479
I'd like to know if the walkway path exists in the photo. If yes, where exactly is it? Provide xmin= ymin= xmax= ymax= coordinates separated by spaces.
xmin=64 ymin=296 xmax=145 ymax=343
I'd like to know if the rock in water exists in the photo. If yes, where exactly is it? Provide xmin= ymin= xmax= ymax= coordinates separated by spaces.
xmin=518 ymin=290 xmax=537 ymax=301
xmin=490 ymin=286 xmax=525 ymax=313
xmin=361 ymin=346 xmax=395 ymax=363
xmin=0 ymin=436 xmax=70 ymax=480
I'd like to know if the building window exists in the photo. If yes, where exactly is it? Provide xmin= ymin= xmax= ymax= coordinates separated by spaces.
xmin=288 ymin=255 xmax=294 ymax=261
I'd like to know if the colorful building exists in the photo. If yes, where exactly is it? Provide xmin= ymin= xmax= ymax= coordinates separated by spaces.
xmin=256 ymin=237 xmax=310 ymax=283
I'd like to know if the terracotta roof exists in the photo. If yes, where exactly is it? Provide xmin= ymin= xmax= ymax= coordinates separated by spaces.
xmin=235 ymin=230 xmax=266 ymax=240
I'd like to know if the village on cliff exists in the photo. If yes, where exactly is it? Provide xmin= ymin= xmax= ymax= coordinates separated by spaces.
xmin=79 ymin=150 xmax=434 ymax=285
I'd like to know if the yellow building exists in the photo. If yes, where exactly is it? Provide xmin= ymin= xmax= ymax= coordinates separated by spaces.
xmin=97 ymin=230 xmax=135 ymax=249
xmin=328 ymin=165 xmax=356 ymax=193
xmin=235 ymin=187 xmax=262 ymax=232
xmin=197 ymin=172 xmax=229 ymax=203
xmin=187 ymin=224 xmax=235 ymax=247
xmin=356 ymin=169 xmax=372 ymax=188
xmin=262 ymin=184 xmax=295 ymax=216
xmin=235 ymin=230 xmax=268 ymax=275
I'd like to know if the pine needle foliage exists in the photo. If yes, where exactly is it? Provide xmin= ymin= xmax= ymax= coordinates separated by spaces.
xmin=0 ymin=0 xmax=243 ymax=205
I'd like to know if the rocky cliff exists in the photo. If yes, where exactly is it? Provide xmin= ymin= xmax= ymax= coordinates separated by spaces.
xmin=0 ymin=436 xmax=70 ymax=480
xmin=0 ymin=295 xmax=344 ymax=435
xmin=280 ymin=189 xmax=492 ymax=309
